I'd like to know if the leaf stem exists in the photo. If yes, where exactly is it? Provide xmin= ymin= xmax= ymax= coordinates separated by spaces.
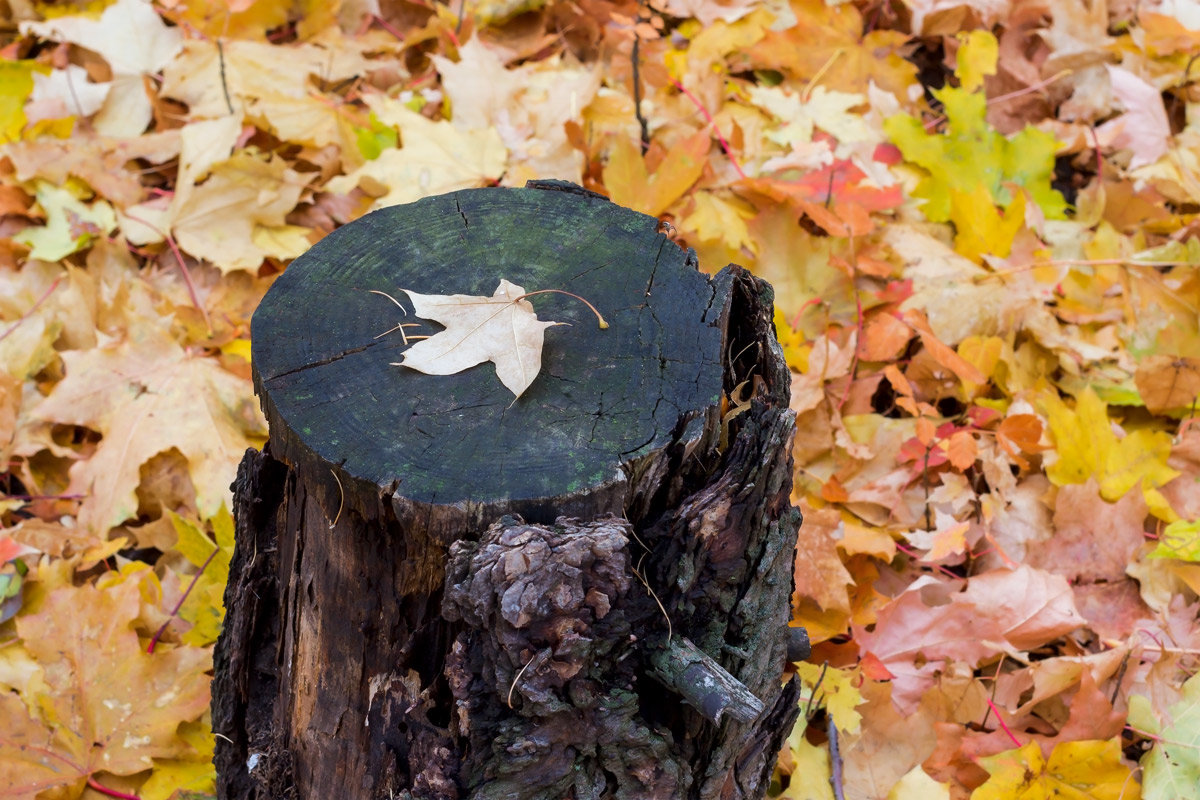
xmin=87 ymin=777 xmax=140 ymax=800
xmin=0 ymin=277 xmax=62 ymax=346
xmin=516 ymin=289 xmax=609 ymax=329
xmin=147 ymin=545 xmax=219 ymax=654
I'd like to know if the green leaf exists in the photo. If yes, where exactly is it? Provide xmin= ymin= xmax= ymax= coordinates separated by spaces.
xmin=12 ymin=180 xmax=117 ymax=261
xmin=354 ymin=111 xmax=399 ymax=161
xmin=1142 ymin=673 xmax=1200 ymax=800
xmin=1148 ymin=519 xmax=1200 ymax=561
xmin=883 ymin=85 xmax=1068 ymax=252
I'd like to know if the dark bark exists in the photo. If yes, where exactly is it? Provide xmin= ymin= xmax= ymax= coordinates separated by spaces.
xmin=213 ymin=183 xmax=802 ymax=800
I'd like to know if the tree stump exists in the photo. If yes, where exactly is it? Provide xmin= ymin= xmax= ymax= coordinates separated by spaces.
xmin=212 ymin=181 xmax=805 ymax=800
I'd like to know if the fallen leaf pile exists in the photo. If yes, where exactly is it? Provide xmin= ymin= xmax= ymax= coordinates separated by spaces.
xmin=0 ymin=0 xmax=1198 ymax=797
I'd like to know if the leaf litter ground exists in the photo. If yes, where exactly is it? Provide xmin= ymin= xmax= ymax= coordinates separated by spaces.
xmin=1 ymin=0 xmax=1199 ymax=798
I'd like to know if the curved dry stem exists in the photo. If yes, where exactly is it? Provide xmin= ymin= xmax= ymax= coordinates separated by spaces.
xmin=517 ymin=289 xmax=610 ymax=329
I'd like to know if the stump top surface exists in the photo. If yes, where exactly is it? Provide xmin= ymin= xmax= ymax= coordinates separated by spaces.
xmin=251 ymin=185 xmax=725 ymax=507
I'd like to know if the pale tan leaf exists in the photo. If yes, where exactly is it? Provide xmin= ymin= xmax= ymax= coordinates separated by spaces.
xmin=395 ymin=280 xmax=561 ymax=399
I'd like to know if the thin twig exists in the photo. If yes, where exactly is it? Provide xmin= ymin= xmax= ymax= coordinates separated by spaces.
xmin=217 ymin=39 xmax=234 ymax=115
xmin=985 ymin=697 xmax=1022 ymax=747
xmin=827 ymin=715 xmax=845 ymax=800
xmin=1111 ymin=648 xmax=1131 ymax=706
xmin=329 ymin=469 xmax=344 ymax=529
xmin=507 ymin=650 xmax=542 ymax=708
xmin=803 ymin=662 xmax=828 ymax=719
xmin=372 ymin=14 xmax=406 ymax=41
xmin=631 ymin=8 xmax=650 ymax=154
xmin=516 ymin=289 xmax=609 ymax=328
xmin=632 ymin=558 xmax=672 ymax=643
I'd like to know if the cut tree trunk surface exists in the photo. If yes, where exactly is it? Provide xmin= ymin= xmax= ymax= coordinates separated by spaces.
xmin=250 ymin=181 xmax=725 ymax=537
xmin=213 ymin=181 xmax=804 ymax=800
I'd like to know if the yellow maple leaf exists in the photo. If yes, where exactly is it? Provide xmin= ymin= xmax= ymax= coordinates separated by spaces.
xmin=795 ymin=662 xmax=864 ymax=734
xmin=948 ymin=184 xmax=1026 ymax=263
xmin=1041 ymin=386 xmax=1178 ymax=506
xmin=972 ymin=739 xmax=1141 ymax=800
xmin=956 ymin=30 xmax=998 ymax=92
xmin=603 ymin=131 xmax=710 ymax=218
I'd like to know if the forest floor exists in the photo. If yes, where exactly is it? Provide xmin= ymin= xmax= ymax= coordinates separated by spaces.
xmin=1 ymin=0 xmax=1199 ymax=797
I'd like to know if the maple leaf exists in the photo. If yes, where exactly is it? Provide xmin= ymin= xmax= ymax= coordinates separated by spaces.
xmin=603 ymin=131 xmax=711 ymax=218
xmin=1040 ymin=386 xmax=1179 ymax=506
xmin=394 ymin=280 xmax=564 ymax=399
xmin=6 ymin=130 xmax=181 ymax=209
xmin=160 ymin=38 xmax=369 ymax=152
xmin=1096 ymin=66 xmax=1172 ymax=171
xmin=854 ymin=566 xmax=1085 ymax=712
xmin=747 ymin=159 xmax=903 ymax=237
xmin=1135 ymin=672 xmax=1200 ymax=800
xmin=431 ymin=38 xmax=601 ymax=185
xmin=0 ymin=60 xmax=45 ymax=143
xmin=884 ymin=84 xmax=1067 ymax=259
xmin=169 ymin=505 xmax=235 ymax=646
xmin=20 ymin=0 xmax=182 ymax=137
xmin=32 ymin=321 xmax=266 ymax=535
xmin=326 ymin=100 xmax=507 ymax=210
xmin=0 ymin=579 xmax=211 ymax=796
xmin=973 ymin=739 xmax=1140 ymax=800
xmin=746 ymin=0 xmax=918 ymax=97
xmin=13 ymin=181 xmax=117 ymax=262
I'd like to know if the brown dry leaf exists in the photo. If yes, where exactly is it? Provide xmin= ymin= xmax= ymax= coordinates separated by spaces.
xmin=32 ymin=321 xmax=266 ymax=535
xmin=855 ymin=566 xmax=1085 ymax=712
xmin=5 ymin=132 xmax=180 ymax=209
xmin=19 ymin=0 xmax=183 ymax=137
xmin=160 ymin=37 xmax=370 ymax=151
xmin=945 ymin=430 xmax=978 ymax=471
xmin=1135 ymin=354 xmax=1200 ymax=414
xmin=0 ymin=579 xmax=211 ymax=795
xmin=395 ymin=280 xmax=564 ymax=399
xmin=169 ymin=150 xmax=312 ymax=273
xmin=792 ymin=502 xmax=855 ymax=616
xmin=858 ymin=312 xmax=912 ymax=362
xmin=1162 ymin=428 xmax=1200 ymax=520
xmin=1026 ymin=479 xmax=1147 ymax=584
xmin=1095 ymin=66 xmax=1172 ymax=170
xmin=747 ymin=0 xmax=918 ymax=96
xmin=839 ymin=680 xmax=940 ymax=799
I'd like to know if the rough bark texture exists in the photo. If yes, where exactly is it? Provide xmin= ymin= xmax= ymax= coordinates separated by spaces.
xmin=213 ymin=183 xmax=802 ymax=800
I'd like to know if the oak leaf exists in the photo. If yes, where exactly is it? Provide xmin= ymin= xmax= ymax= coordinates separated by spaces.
xmin=395 ymin=280 xmax=562 ymax=399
